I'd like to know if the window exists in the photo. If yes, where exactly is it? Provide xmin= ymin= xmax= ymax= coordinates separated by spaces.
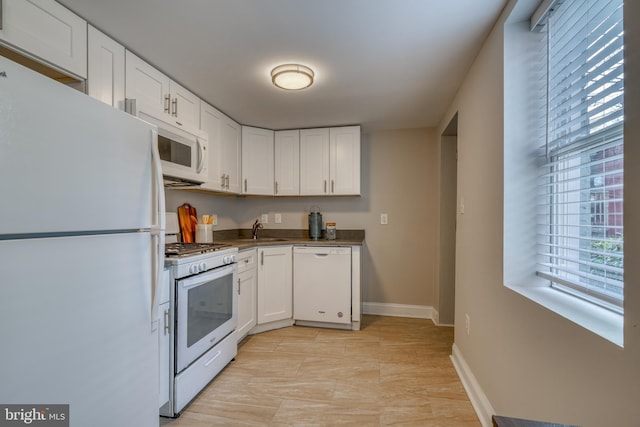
xmin=535 ymin=0 xmax=624 ymax=312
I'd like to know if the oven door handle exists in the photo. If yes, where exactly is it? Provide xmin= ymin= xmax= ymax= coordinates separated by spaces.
xmin=179 ymin=264 xmax=235 ymax=289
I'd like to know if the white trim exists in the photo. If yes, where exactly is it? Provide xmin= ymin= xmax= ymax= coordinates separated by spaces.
xmin=362 ymin=302 xmax=433 ymax=319
xmin=450 ymin=343 xmax=495 ymax=427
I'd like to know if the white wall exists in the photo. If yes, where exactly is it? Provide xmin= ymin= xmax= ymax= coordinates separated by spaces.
xmin=439 ymin=1 xmax=640 ymax=426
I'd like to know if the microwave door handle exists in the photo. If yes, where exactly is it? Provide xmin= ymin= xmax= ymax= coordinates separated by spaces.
xmin=196 ymin=138 xmax=204 ymax=174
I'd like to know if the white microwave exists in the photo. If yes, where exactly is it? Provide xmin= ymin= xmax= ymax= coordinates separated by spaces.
xmin=136 ymin=109 xmax=208 ymax=186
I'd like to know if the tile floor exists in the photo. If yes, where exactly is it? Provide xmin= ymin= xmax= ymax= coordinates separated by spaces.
xmin=160 ymin=315 xmax=480 ymax=426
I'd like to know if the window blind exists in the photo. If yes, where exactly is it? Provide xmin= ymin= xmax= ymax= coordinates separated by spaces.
xmin=536 ymin=0 xmax=624 ymax=311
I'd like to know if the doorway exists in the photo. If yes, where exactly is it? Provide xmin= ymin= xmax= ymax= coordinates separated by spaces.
xmin=437 ymin=114 xmax=458 ymax=325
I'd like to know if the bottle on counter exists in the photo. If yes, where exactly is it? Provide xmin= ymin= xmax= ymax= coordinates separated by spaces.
xmin=326 ymin=222 xmax=336 ymax=240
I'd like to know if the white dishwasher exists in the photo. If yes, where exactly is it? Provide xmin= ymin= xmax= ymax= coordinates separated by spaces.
xmin=293 ymin=246 xmax=352 ymax=324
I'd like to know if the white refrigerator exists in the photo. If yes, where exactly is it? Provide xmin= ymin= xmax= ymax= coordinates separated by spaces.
xmin=0 ymin=57 xmax=164 ymax=426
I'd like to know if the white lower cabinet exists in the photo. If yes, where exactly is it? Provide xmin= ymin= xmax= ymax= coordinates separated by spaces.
xmin=158 ymin=268 xmax=171 ymax=408
xmin=257 ymin=246 xmax=292 ymax=324
xmin=236 ymin=248 xmax=257 ymax=342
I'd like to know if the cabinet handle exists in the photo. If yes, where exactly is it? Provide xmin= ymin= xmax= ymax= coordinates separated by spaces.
xmin=237 ymin=278 xmax=241 ymax=295
xmin=244 ymin=179 xmax=247 ymax=193
xmin=275 ymin=181 xmax=278 ymax=195
xmin=331 ymin=180 xmax=335 ymax=193
xmin=226 ymin=174 xmax=230 ymax=189
xmin=221 ymin=174 xmax=226 ymax=189
xmin=172 ymin=98 xmax=178 ymax=117
xmin=324 ymin=180 xmax=327 ymax=194
xmin=163 ymin=308 xmax=170 ymax=335
xmin=261 ymin=251 xmax=264 ymax=266
xmin=164 ymin=95 xmax=171 ymax=114
xmin=0 ymin=0 xmax=3 ymax=31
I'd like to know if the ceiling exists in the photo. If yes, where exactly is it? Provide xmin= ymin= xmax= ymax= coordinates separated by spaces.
xmin=59 ymin=0 xmax=507 ymax=131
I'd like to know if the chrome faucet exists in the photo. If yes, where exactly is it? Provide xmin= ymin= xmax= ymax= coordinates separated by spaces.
xmin=251 ymin=219 xmax=263 ymax=239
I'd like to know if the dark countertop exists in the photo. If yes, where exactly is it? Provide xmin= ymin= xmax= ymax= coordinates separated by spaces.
xmin=214 ymin=228 xmax=364 ymax=250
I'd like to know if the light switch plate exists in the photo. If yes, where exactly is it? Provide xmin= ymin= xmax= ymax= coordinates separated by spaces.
xmin=380 ymin=213 xmax=388 ymax=225
xmin=274 ymin=213 xmax=282 ymax=224
xmin=261 ymin=213 xmax=268 ymax=224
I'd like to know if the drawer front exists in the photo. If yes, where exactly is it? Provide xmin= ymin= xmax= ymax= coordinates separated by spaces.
xmin=237 ymin=248 xmax=257 ymax=273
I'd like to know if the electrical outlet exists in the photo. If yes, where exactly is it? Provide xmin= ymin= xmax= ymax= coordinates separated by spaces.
xmin=380 ymin=213 xmax=388 ymax=225
xmin=274 ymin=213 xmax=282 ymax=224
xmin=261 ymin=213 xmax=268 ymax=224
xmin=465 ymin=314 xmax=471 ymax=336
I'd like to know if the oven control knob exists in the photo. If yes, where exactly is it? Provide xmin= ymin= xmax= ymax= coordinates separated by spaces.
xmin=199 ymin=262 xmax=207 ymax=272
xmin=223 ymin=255 xmax=229 ymax=264
xmin=189 ymin=264 xmax=198 ymax=274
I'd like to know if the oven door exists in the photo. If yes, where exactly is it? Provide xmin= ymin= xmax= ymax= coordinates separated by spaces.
xmin=175 ymin=264 xmax=237 ymax=373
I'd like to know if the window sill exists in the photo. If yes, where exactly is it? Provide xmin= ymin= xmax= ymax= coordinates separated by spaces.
xmin=506 ymin=284 xmax=623 ymax=347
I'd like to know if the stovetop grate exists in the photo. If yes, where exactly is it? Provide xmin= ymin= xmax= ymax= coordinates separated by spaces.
xmin=165 ymin=242 xmax=231 ymax=257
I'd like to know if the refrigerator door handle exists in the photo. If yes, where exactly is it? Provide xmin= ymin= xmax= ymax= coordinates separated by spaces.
xmin=150 ymin=129 xmax=166 ymax=327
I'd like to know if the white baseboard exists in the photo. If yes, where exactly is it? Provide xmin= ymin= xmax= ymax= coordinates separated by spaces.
xmin=362 ymin=302 xmax=433 ymax=319
xmin=450 ymin=343 xmax=495 ymax=427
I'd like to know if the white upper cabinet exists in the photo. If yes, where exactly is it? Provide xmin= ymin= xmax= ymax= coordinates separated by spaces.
xmin=125 ymin=51 xmax=199 ymax=129
xmin=299 ymin=128 xmax=330 ymax=195
xmin=221 ymin=116 xmax=242 ymax=194
xmin=241 ymin=126 xmax=274 ymax=195
xmin=274 ymin=130 xmax=300 ymax=196
xmin=200 ymin=101 xmax=241 ymax=194
xmin=329 ymin=126 xmax=361 ymax=195
xmin=0 ymin=0 xmax=87 ymax=78
xmin=87 ymin=26 xmax=125 ymax=110
xmin=299 ymin=126 xmax=360 ymax=196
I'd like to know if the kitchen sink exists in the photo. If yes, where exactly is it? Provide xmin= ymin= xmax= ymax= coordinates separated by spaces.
xmin=235 ymin=237 xmax=289 ymax=242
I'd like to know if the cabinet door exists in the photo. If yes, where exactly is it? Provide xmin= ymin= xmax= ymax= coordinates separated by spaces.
xmin=87 ymin=26 xmax=125 ymax=110
xmin=200 ymin=101 xmax=223 ymax=190
xmin=158 ymin=300 xmax=170 ymax=408
xmin=242 ymin=126 xmax=274 ymax=195
xmin=257 ymin=246 xmax=292 ymax=324
xmin=330 ymin=126 xmax=361 ymax=195
xmin=221 ymin=117 xmax=242 ymax=193
xmin=236 ymin=249 xmax=257 ymax=341
xmin=125 ymin=51 xmax=170 ymax=118
xmin=169 ymin=80 xmax=199 ymax=129
xmin=299 ymin=128 xmax=330 ymax=195
xmin=274 ymin=130 xmax=300 ymax=196
xmin=0 ymin=0 xmax=87 ymax=78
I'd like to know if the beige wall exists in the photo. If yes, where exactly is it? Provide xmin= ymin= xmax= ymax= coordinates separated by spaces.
xmin=438 ymin=1 xmax=640 ymax=425
xmin=165 ymin=128 xmax=440 ymax=308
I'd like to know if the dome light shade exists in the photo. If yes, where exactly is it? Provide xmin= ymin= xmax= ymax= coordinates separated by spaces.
xmin=271 ymin=64 xmax=314 ymax=90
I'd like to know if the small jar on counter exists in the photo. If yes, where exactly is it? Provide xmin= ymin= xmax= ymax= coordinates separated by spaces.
xmin=325 ymin=222 xmax=337 ymax=240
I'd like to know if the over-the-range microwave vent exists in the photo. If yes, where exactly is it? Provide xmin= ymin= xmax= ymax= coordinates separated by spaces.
xmin=163 ymin=175 xmax=203 ymax=188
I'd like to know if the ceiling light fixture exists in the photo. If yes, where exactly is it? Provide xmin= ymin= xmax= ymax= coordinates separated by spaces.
xmin=271 ymin=64 xmax=314 ymax=90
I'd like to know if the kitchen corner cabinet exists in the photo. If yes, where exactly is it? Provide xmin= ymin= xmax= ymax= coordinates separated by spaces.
xmin=236 ymin=248 xmax=257 ymax=342
xmin=257 ymin=246 xmax=293 ymax=324
xmin=274 ymin=130 xmax=300 ymax=196
xmin=0 ymin=0 xmax=87 ymax=78
xmin=241 ymin=126 xmax=274 ymax=195
xmin=200 ymin=101 xmax=242 ymax=193
xmin=87 ymin=26 xmax=125 ymax=110
xmin=125 ymin=51 xmax=199 ymax=129
xmin=300 ymin=126 xmax=361 ymax=196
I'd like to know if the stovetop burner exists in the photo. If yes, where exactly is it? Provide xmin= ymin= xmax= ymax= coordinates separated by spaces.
xmin=165 ymin=242 xmax=231 ymax=257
